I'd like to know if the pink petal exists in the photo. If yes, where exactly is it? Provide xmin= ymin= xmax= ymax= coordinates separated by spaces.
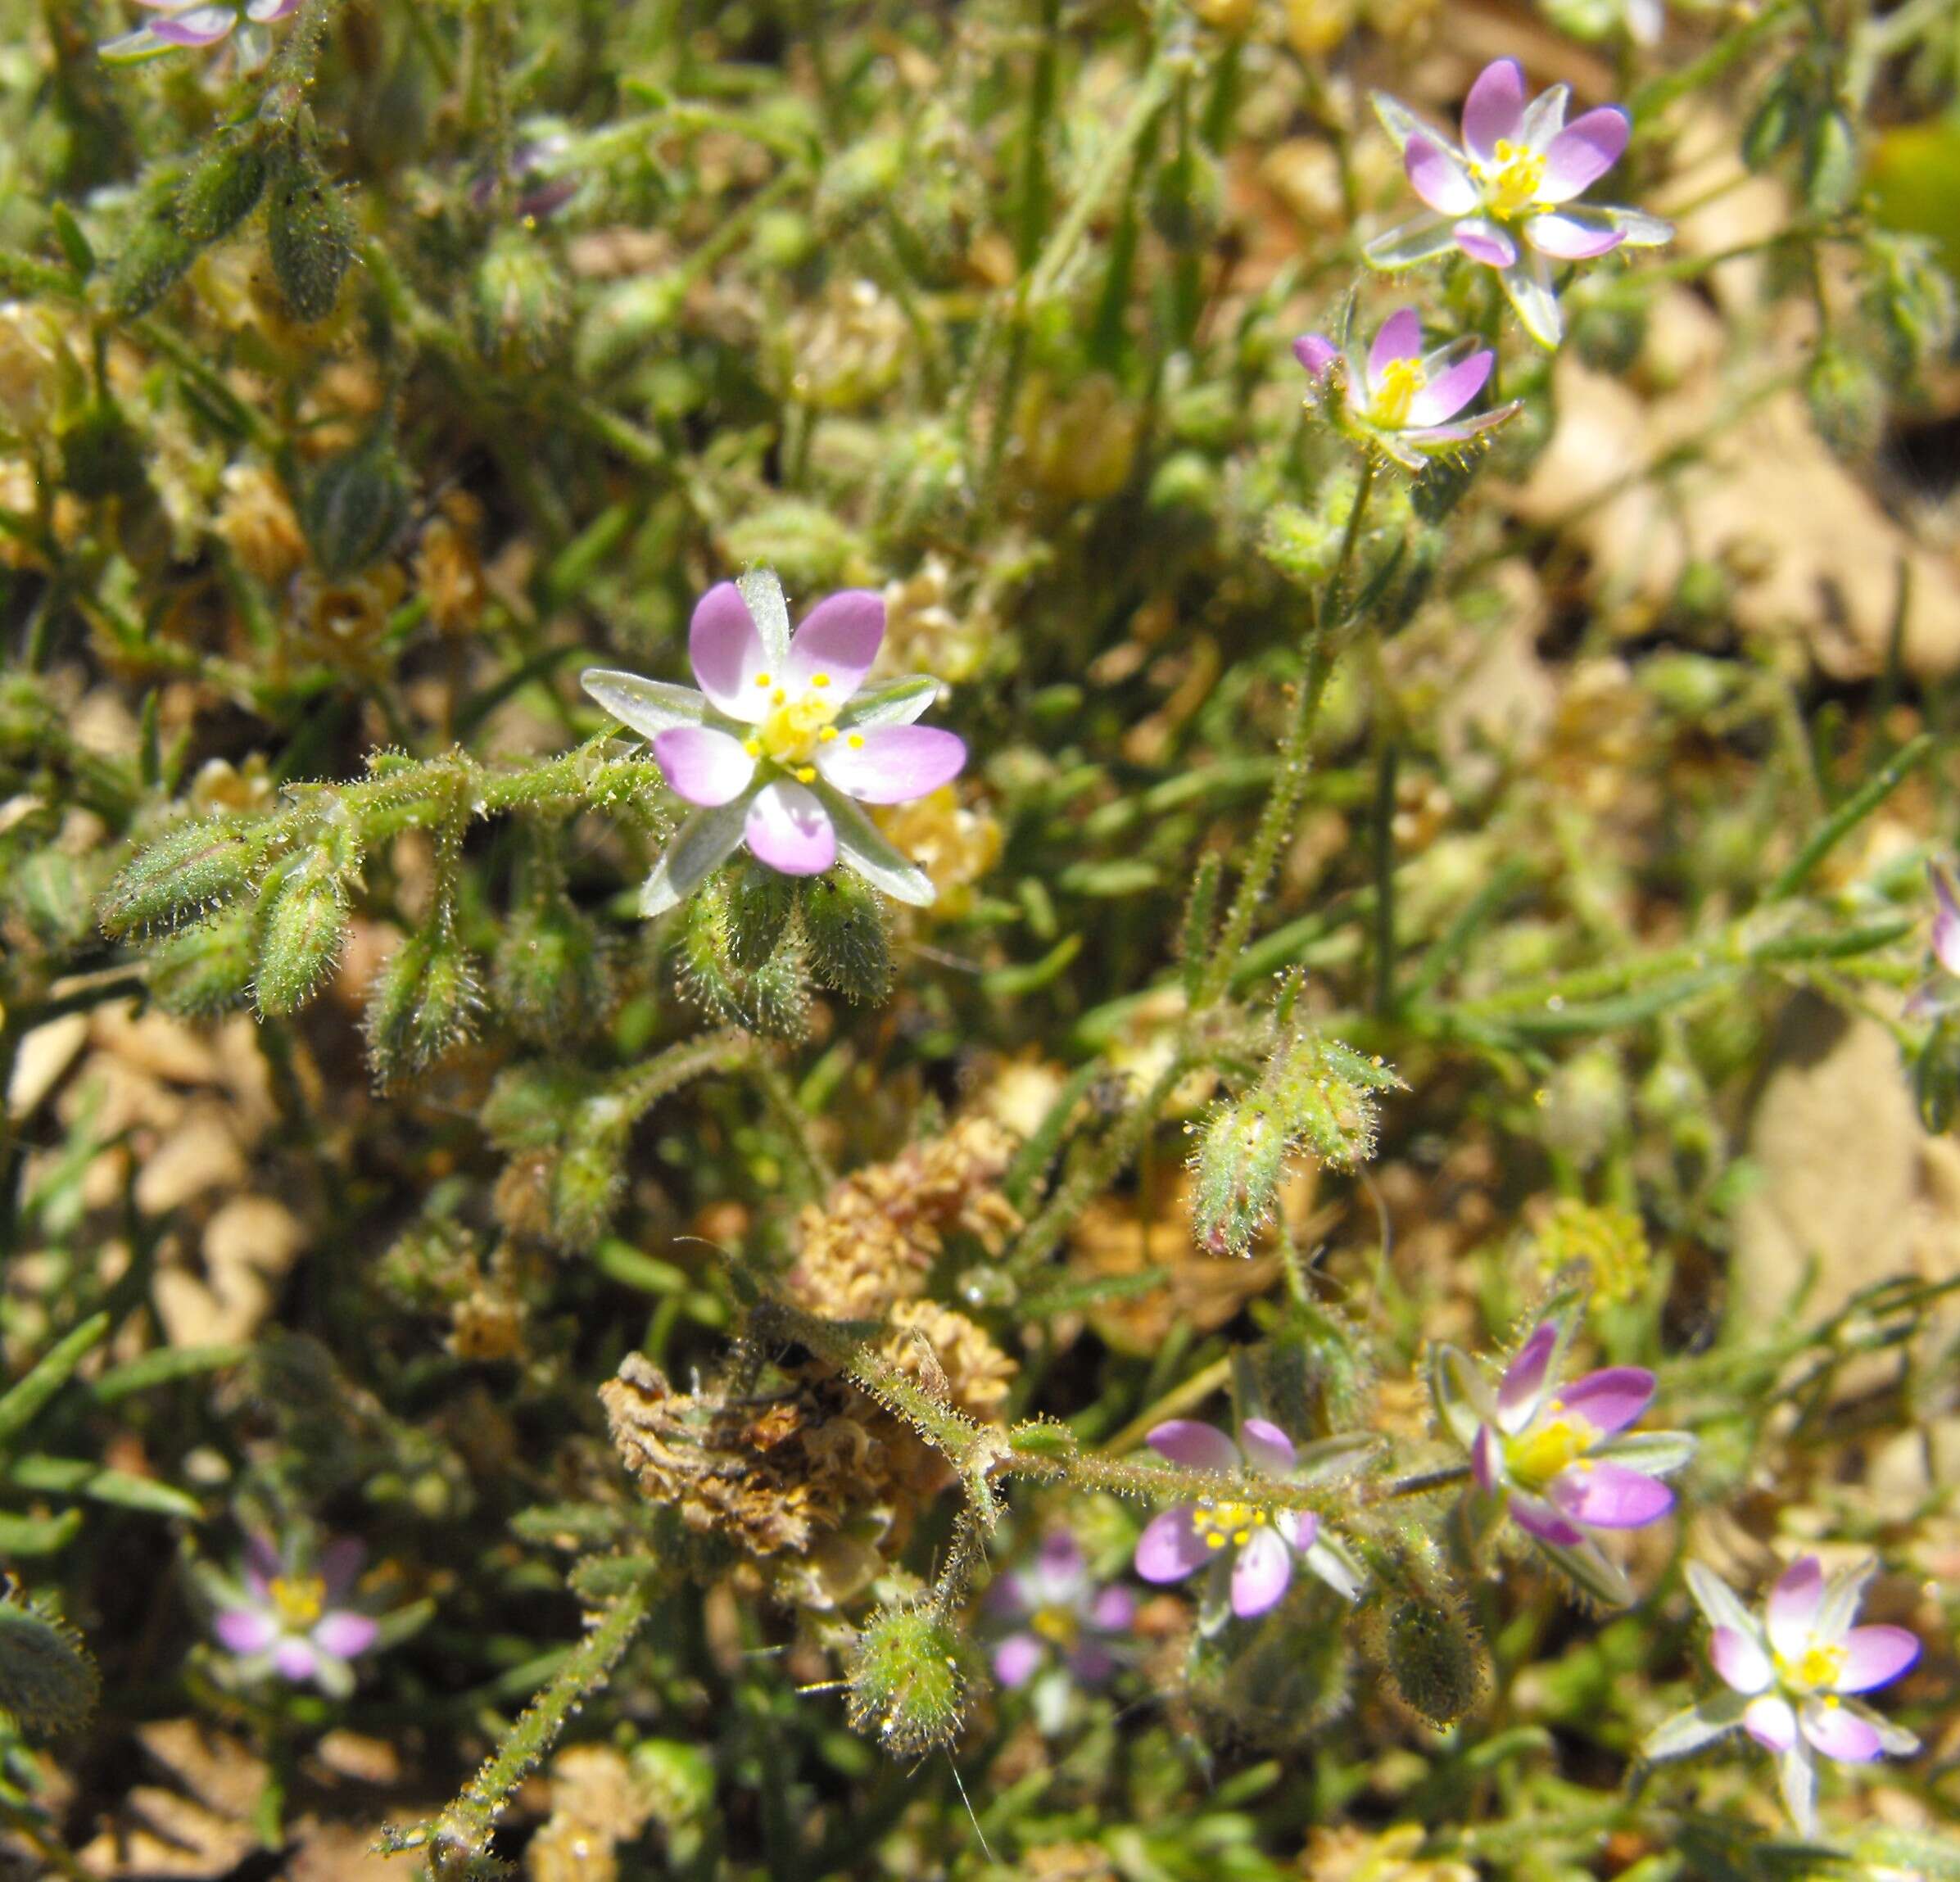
xmin=1710 ymin=1626 xmax=1773 ymax=1695
xmin=1834 ymin=1626 xmax=1919 ymax=1694
xmin=1557 ymin=1367 xmax=1656 ymax=1438
xmin=1293 ymin=333 xmax=1339 ymax=378
xmin=653 ymin=726 xmax=757 ymax=807
xmin=1405 ymin=349 xmax=1492 ymax=427
xmin=1524 ymin=212 xmax=1626 ymax=260
xmin=993 ymin=1633 xmax=1044 ymax=1688
xmin=1454 ymin=219 xmax=1518 ymax=267
xmin=1800 ymin=1699 xmax=1883 ymax=1763
xmin=147 ymin=6 xmax=238 ymax=44
xmin=1238 ymin=1418 xmax=1297 ymax=1477
xmin=1090 ymin=1586 xmax=1136 ymax=1633
xmin=1366 ymin=308 xmax=1424 ymax=382
xmin=1230 ymin=1527 xmax=1292 ymax=1617
xmin=1549 ymin=1460 xmax=1674 ymax=1529
xmin=271 ymin=1636 xmax=319 ymax=1682
xmin=1498 ymin=1322 xmax=1560 ymax=1432
xmin=813 ymin=724 xmax=965 ymax=805
xmin=1406 ymin=135 xmax=1478 ymax=216
xmin=1744 ymin=1694 xmax=1798 ymax=1752
xmin=1146 ymin=1419 xmax=1240 ymax=1473
xmin=785 ymin=590 xmax=885 ymax=698
xmin=1540 ymin=108 xmax=1630 ymax=201
xmin=1278 ymin=1508 xmax=1318 ymax=1551
xmin=744 ymin=781 xmax=835 ymax=875
xmin=317 ymin=1538 xmax=366 ymax=1599
xmin=1034 ymin=1529 xmax=1087 ymax=1593
xmin=1461 ymin=59 xmax=1527 ymax=163
xmin=1509 ymin=1490 xmax=1586 ymax=1547
xmin=214 ymin=1608 xmax=278 ymax=1655
xmin=985 ymin=1570 xmax=1032 ymax=1620
xmin=1134 ymin=1507 xmax=1209 ymax=1583
xmin=1933 ymin=864 xmax=1960 ymax=975
xmin=312 ymin=1611 xmax=378 ymax=1658
xmin=1768 ymin=1558 xmax=1826 ymax=1660
xmin=1470 ymin=1423 xmax=1501 ymax=1493
xmin=247 ymin=0 xmax=303 ymax=17
xmin=689 ymin=582 xmax=772 ymax=724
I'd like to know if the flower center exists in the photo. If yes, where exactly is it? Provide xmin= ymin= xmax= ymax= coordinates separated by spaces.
xmin=1504 ymin=1407 xmax=1598 ymax=1488
xmin=1192 ymin=1501 xmax=1269 ymax=1551
xmin=1776 ymin=1641 xmax=1847 ymax=1692
xmin=743 ymin=672 xmax=845 ymax=781
xmin=1483 ymin=139 xmax=1546 ymax=219
xmin=268 ymin=1575 xmax=326 ymax=1631
xmin=1030 ymin=1604 xmax=1080 ymax=1650
xmin=1368 ymin=358 xmax=1426 ymax=429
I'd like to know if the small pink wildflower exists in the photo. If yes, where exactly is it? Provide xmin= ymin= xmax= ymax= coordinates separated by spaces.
xmin=583 ymin=570 xmax=966 ymax=914
xmin=1365 ymin=58 xmax=1673 ymax=347
xmin=1645 ymin=1557 xmax=1921 ymax=1835
xmin=101 ymin=0 xmax=301 ymax=61
xmin=1133 ymin=1418 xmax=1363 ymax=1619
xmin=988 ymin=1530 xmax=1134 ymax=1702
xmin=1904 ymin=861 xmax=1960 ymax=1020
xmin=1432 ymin=1314 xmax=1695 ymax=1605
xmin=1293 ymin=306 xmax=1519 ymax=473
xmin=211 ymin=1534 xmax=379 ymax=1699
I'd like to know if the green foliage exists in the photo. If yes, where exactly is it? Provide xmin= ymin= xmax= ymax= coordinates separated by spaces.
xmin=844 ymin=1600 xmax=980 ymax=1758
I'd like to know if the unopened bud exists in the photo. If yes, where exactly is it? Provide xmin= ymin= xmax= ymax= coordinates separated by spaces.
xmin=253 ymin=854 xmax=351 ymax=1016
xmin=58 ymin=398 xmax=148 ymax=502
xmin=0 ymin=1598 xmax=97 ymax=1737
xmin=844 ymin=1604 xmax=977 ymax=1758
xmin=176 ymin=135 xmax=269 ymax=247
xmin=1805 ymin=110 xmax=1860 ymax=217
xmin=1806 ymin=341 xmax=1886 ymax=461
xmin=1381 ymin=1594 xmax=1483 ymax=1727
xmin=473 ymin=228 xmax=569 ymax=372
xmin=1190 ymin=1097 xmax=1288 ymax=1258
xmin=677 ymin=875 xmax=812 ymax=1038
xmin=267 ymin=144 xmax=356 ymax=323
xmin=101 ymin=818 xmax=252 ymax=936
xmin=725 ymin=858 xmax=797 ymax=971
xmin=364 ymin=930 xmax=483 ymax=1081
xmin=1742 ymin=75 xmax=1803 ymax=171
xmin=799 ymin=871 xmax=891 ymax=1004
xmin=492 ymin=896 xmax=613 ymax=1045
xmin=304 ymin=432 xmax=411 ymax=579
xmin=108 ymin=216 xmax=195 ymax=318
xmin=151 ymin=906 xmax=258 ymax=1017
xmin=550 ymin=1096 xmax=631 ymax=1248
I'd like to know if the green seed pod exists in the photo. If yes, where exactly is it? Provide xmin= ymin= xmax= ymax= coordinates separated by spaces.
xmin=364 ymin=930 xmax=484 ymax=1082
xmin=725 ymin=857 xmax=797 ymax=971
xmin=151 ymin=905 xmax=258 ymax=1016
xmin=0 ymin=1595 xmax=98 ymax=1737
xmin=254 ymin=855 xmax=351 ymax=1017
xmin=267 ymin=144 xmax=355 ymax=323
xmin=799 ymin=871 xmax=891 ymax=1004
xmin=304 ymin=432 xmax=411 ymax=578
xmin=844 ymin=1603 xmax=978 ymax=1758
xmin=492 ymin=894 xmax=613 ymax=1045
xmin=175 ymin=135 xmax=269 ymax=247
xmin=1804 ymin=109 xmax=1860 ymax=217
xmin=101 ymin=817 xmax=253 ymax=936
xmin=1380 ymin=1593 xmax=1485 ymax=1728
xmin=108 ymin=215 xmax=196 ymax=318
xmin=473 ymin=227 xmax=569 ymax=372
xmin=1189 ymin=1096 xmax=1288 ymax=1258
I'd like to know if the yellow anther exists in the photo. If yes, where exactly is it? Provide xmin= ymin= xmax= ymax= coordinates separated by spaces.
xmin=1484 ymin=138 xmax=1547 ymax=218
xmin=754 ymin=672 xmax=772 ymax=687
xmin=847 ymin=732 xmax=865 ymax=749
xmin=1368 ymin=357 xmax=1426 ymax=429
xmin=1777 ymin=1642 xmax=1849 ymax=1691
xmin=819 ymin=727 xmax=838 ymax=743
xmin=772 ymin=688 xmax=787 ymax=706
xmin=1206 ymin=1533 xmax=1227 ymax=1550
xmin=744 ymin=737 xmax=763 ymax=758
xmin=813 ymin=672 xmax=831 ymax=688
xmin=794 ymin=766 xmax=816 ymax=783
xmin=267 ymin=1575 xmax=326 ymax=1631
xmin=1505 ymin=1412 xmax=1599 ymax=1490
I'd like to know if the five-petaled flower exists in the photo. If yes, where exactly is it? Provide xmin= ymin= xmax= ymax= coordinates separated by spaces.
xmin=101 ymin=0 xmax=300 ymax=61
xmin=582 ymin=570 xmax=966 ymax=916
xmin=1133 ymin=1418 xmax=1364 ymax=1619
xmin=1432 ymin=1314 xmax=1694 ymax=1605
xmin=211 ymin=1534 xmax=380 ymax=1698
xmin=988 ymin=1529 xmax=1134 ymax=1719
xmin=1294 ymin=307 xmax=1520 ymax=473
xmin=1366 ymin=58 xmax=1673 ymax=347
xmin=1645 ymin=1557 xmax=1920 ymax=1836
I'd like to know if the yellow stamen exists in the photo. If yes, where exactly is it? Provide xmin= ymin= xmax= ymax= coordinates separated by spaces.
xmin=1484 ymin=138 xmax=1547 ymax=219
xmin=772 ymin=688 xmax=787 ymax=706
xmin=267 ymin=1575 xmax=326 ymax=1631
xmin=744 ymin=736 xmax=763 ymax=758
xmin=754 ymin=672 xmax=772 ymax=687
xmin=847 ymin=732 xmax=865 ymax=749
xmin=1369 ymin=356 xmax=1426 ymax=429
xmin=1030 ymin=1606 xmax=1080 ymax=1649
xmin=1777 ymin=1642 xmax=1849 ymax=1691
xmin=794 ymin=765 xmax=816 ymax=783
xmin=1191 ymin=1501 xmax=1270 ymax=1552
xmin=754 ymin=684 xmax=844 ymax=768
xmin=1505 ymin=1412 xmax=1600 ymax=1490
xmin=818 ymin=727 xmax=838 ymax=743
xmin=812 ymin=672 xmax=831 ymax=688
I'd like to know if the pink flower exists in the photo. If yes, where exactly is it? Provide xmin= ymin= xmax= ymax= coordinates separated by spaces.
xmin=987 ymin=1530 xmax=1134 ymax=1703
xmin=1132 ymin=1418 xmax=1363 ymax=1619
xmin=1365 ymin=58 xmax=1673 ymax=347
xmin=1292 ymin=306 xmax=1519 ymax=473
xmin=101 ymin=0 xmax=301 ymax=61
xmin=1432 ymin=1315 xmax=1694 ymax=1605
xmin=582 ymin=569 xmax=966 ymax=915
xmin=211 ymin=1535 xmax=380 ymax=1699
xmin=1645 ymin=1557 xmax=1920 ymax=1835
xmin=1905 ymin=862 xmax=1960 ymax=1020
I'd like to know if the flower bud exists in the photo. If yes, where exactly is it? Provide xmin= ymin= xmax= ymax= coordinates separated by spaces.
xmin=108 ymin=215 xmax=196 ymax=318
xmin=253 ymin=853 xmax=351 ymax=1016
xmin=1189 ymin=1097 xmax=1288 ymax=1258
xmin=492 ymin=895 xmax=613 ymax=1045
xmin=1805 ymin=109 xmax=1860 ymax=217
xmin=1380 ymin=1593 xmax=1484 ymax=1727
xmin=1806 ymin=341 xmax=1886 ymax=460
xmin=102 ymin=817 xmax=253 ymax=936
xmin=473 ymin=228 xmax=569 ymax=372
xmin=0 ymin=1596 xmax=97 ymax=1737
xmin=1742 ymin=73 xmax=1804 ymax=170
xmin=364 ymin=930 xmax=484 ymax=1081
xmin=176 ymin=135 xmax=269 ymax=247
xmin=550 ymin=1095 xmax=631 ymax=1249
xmin=844 ymin=1603 xmax=978 ymax=1758
xmin=724 ymin=858 xmax=797 ymax=971
xmin=150 ymin=906 xmax=258 ymax=1016
xmin=57 ymin=397 xmax=149 ymax=502
xmin=798 ymin=871 xmax=891 ymax=1004
xmin=267 ymin=143 xmax=356 ymax=323
xmin=304 ymin=432 xmax=411 ymax=578
xmin=677 ymin=876 xmax=812 ymax=1038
